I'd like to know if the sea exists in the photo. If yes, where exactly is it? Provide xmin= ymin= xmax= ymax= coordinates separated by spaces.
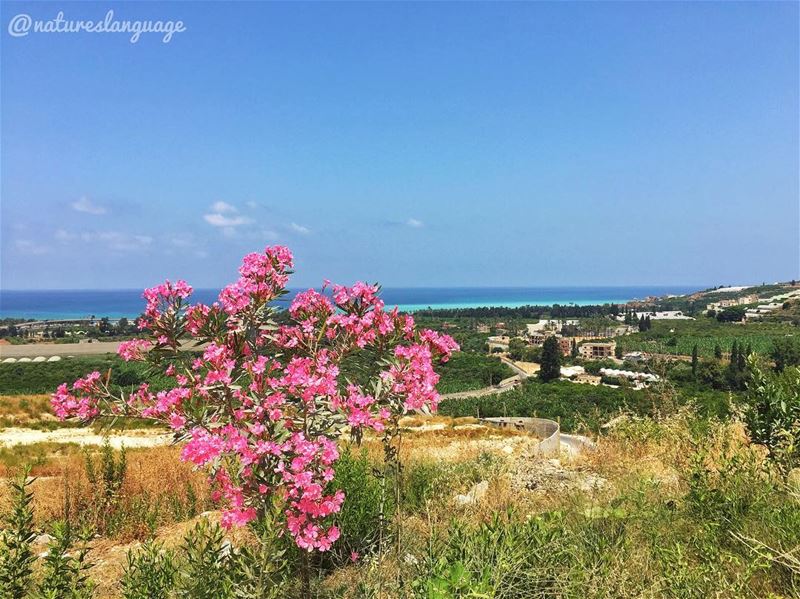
xmin=0 ymin=286 xmax=700 ymax=320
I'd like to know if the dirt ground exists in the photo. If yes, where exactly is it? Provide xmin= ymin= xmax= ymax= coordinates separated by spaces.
xmin=0 ymin=427 xmax=174 ymax=449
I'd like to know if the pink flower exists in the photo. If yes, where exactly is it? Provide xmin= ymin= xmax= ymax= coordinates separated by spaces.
xmin=181 ymin=428 xmax=224 ymax=466
xmin=221 ymin=507 xmax=257 ymax=529
xmin=117 ymin=338 xmax=152 ymax=361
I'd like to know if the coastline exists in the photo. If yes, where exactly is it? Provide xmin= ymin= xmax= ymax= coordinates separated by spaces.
xmin=0 ymin=286 xmax=699 ymax=320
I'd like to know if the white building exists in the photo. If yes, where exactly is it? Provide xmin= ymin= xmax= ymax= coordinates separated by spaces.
xmin=617 ymin=311 xmax=693 ymax=321
xmin=600 ymin=368 xmax=660 ymax=383
xmin=560 ymin=365 xmax=586 ymax=378
xmin=526 ymin=319 xmax=579 ymax=335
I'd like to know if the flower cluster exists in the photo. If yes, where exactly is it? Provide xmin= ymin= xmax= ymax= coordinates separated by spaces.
xmin=51 ymin=245 xmax=457 ymax=553
xmin=117 ymin=338 xmax=152 ymax=361
xmin=51 ymin=371 xmax=103 ymax=421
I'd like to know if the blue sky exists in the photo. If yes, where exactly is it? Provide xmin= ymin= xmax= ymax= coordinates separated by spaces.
xmin=1 ymin=1 xmax=797 ymax=290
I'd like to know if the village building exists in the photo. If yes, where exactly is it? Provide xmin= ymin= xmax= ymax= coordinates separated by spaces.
xmin=579 ymin=341 xmax=616 ymax=359
xmin=525 ymin=319 xmax=579 ymax=335
xmin=622 ymin=351 xmax=646 ymax=363
xmin=487 ymin=335 xmax=510 ymax=352
xmin=574 ymin=373 xmax=601 ymax=385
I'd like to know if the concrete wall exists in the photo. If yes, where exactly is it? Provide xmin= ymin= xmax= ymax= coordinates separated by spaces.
xmin=480 ymin=416 xmax=561 ymax=457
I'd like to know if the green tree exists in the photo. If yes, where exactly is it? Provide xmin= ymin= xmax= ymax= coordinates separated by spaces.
xmin=714 ymin=344 xmax=723 ymax=360
xmin=508 ymin=338 xmax=527 ymax=362
xmin=570 ymin=339 xmax=578 ymax=359
xmin=770 ymin=337 xmax=800 ymax=373
xmin=691 ymin=344 xmax=699 ymax=376
xmin=117 ymin=317 xmax=130 ymax=334
xmin=716 ymin=307 xmax=746 ymax=322
xmin=538 ymin=336 xmax=561 ymax=383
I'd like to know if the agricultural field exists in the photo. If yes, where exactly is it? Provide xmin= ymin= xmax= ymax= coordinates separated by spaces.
xmin=434 ymin=352 xmax=514 ymax=394
xmin=0 ymin=356 xmax=174 ymax=396
xmin=614 ymin=318 xmax=797 ymax=357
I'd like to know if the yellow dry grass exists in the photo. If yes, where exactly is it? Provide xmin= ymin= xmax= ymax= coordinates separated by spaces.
xmin=0 ymin=394 xmax=56 ymax=426
xmin=0 ymin=445 xmax=210 ymax=538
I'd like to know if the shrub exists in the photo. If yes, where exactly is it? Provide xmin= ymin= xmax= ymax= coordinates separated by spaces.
xmin=0 ymin=466 xmax=36 ymax=598
xmin=324 ymin=447 xmax=387 ymax=568
xmin=82 ymin=438 xmax=127 ymax=533
xmin=174 ymin=520 xmax=232 ymax=598
xmin=34 ymin=521 xmax=94 ymax=599
xmin=121 ymin=541 xmax=176 ymax=599
xmin=740 ymin=359 xmax=800 ymax=471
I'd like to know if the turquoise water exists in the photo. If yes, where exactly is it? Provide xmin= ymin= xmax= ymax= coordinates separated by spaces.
xmin=0 ymin=286 xmax=698 ymax=320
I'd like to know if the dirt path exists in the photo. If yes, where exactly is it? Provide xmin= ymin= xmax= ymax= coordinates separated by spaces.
xmin=439 ymin=378 xmax=519 ymax=400
xmin=0 ymin=340 xmax=203 ymax=359
xmin=0 ymin=427 xmax=173 ymax=449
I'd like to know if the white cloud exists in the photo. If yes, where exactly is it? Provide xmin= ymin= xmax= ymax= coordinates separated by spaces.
xmin=204 ymin=202 xmax=252 ymax=229
xmin=406 ymin=218 xmax=424 ymax=228
xmin=71 ymin=196 xmax=107 ymax=215
xmin=211 ymin=201 xmax=236 ymax=213
xmin=15 ymin=240 xmax=50 ymax=255
xmin=290 ymin=222 xmax=311 ymax=235
xmin=204 ymin=213 xmax=252 ymax=227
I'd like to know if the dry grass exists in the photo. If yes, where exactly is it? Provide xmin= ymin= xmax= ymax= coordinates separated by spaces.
xmin=365 ymin=415 xmax=529 ymax=464
xmin=0 ymin=394 xmax=56 ymax=427
xmin=1 ymin=445 xmax=211 ymax=539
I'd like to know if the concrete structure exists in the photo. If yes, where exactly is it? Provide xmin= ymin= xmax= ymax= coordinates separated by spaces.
xmin=706 ymin=295 xmax=758 ymax=311
xmin=579 ymin=341 xmax=616 ymax=360
xmin=527 ymin=332 xmax=549 ymax=347
xmin=487 ymin=335 xmax=510 ymax=352
xmin=526 ymin=319 xmax=579 ymax=335
xmin=600 ymin=368 xmax=660 ymax=383
xmin=481 ymin=417 xmax=561 ymax=457
xmin=574 ymin=373 xmax=601 ymax=385
xmin=557 ymin=337 xmax=573 ymax=356
xmin=622 ymin=351 xmax=646 ymax=363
